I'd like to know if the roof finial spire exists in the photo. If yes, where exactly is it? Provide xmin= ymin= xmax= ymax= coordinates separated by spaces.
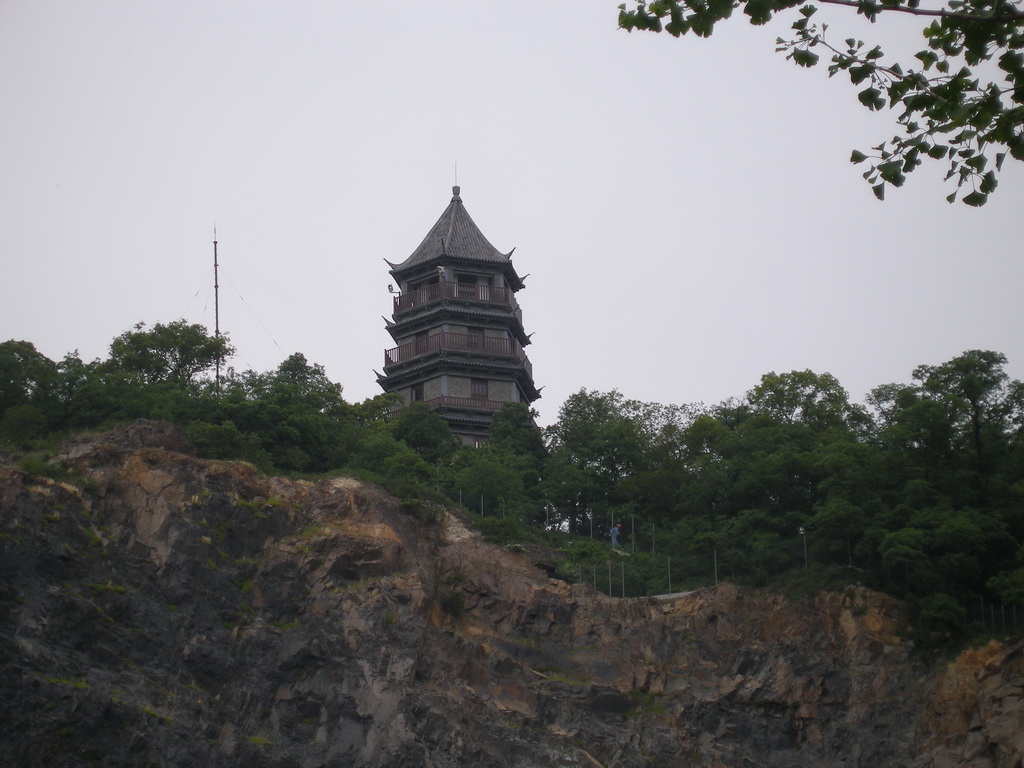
xmin=451 ymin=184 xmax=461 ymax=201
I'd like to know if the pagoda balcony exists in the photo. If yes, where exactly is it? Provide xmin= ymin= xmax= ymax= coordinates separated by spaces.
xmin=384 ymin=332 xmax=532 ymax=377
xmin=393 ymin=282 xmax=520 ymax=318
xmin=383 ymin=395 xmax=522 ymax=420
xmin=426 ymin=395 xmax=518 ymax=412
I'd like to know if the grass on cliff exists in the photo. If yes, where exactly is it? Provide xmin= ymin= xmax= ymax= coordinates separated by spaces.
xmin=13 ymin=452 xmax=98 ymax=492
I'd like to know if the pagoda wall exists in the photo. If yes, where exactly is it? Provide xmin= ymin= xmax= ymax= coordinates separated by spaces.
xmin=447 ymin=377 xmax=470 ymax=399
xmin=394 ymin=376 xmax=522 ymax=406
xmin=445 ymin=377 xmax=517 ymax=401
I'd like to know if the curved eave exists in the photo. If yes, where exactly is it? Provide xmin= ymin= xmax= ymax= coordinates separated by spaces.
xmin=387 ymin=306 xmax=530 ymax=346
xmin=383 ymin=355 xmax=532 ymax=378
xmin=384 ymin=248 xmax=516 ymax=271
xmin=436 ymin=412 xmax=494 ymax=428
xmin=386 ymin=188 xmax=523 ymax=289
xmin=388 ymin=257 xmax=525 ymax=292
xmin=379 ymin=358 xmax=541 ymax=403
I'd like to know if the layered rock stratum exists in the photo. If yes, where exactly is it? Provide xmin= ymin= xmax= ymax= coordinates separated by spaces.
xmin=1 ymin=422 xmax=1021 ymax=767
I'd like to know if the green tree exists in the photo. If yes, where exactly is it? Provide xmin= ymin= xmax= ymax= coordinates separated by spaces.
xmin=619 ymin=0 xmax=1024 ymax=204
xmin=671 ymin=412 xmax=733 ymax=527
xmin=488 ymin=402 xmax=548 ymax=496
xmin=0 ymin=404 xmax=49 ymax=448
xmin=0 ymin=340 xmax=59 ymax=418
xmin=488 ymin=403 xmax=545 ymax=461
xmin=391 ymin=402 xmax=460 ymax=464
xmin=210 ymin=353 xmax=357 ymax=472
xmin=106 ymin=320 xmax=234 ymax=386
xmin=913 ymin=350 xmax=1019 ymax=473
xmin=913 ymin=593 xmax=968 ymax=648
xmin=747 ymin=370 xmax=863 ymax=432
xmin=988 ymin=544 xmax=1024 ymax=603
xmin=185 ymin=420 xmax=272 ymax=468
xmin=349 ymin=430 xmax=410 ymax=470
xmin=870 ymin=350 xmax=1022 ymax=505
xmin=453 ymin=448 xmax=528 ymax=517
xmin=810 ymin=438 xmax=883 ymax=567
xmin=618 ymin=400 xmax=700 ymax=521
xmin=350 ymin=392 xmax=403 ymax=425
xmin=873 ymin=391 xmax=957 ymax=483
xmin=879 ymin=526 xmax=936 ymax=590
xmin=717 ymin=509 xmax=798 ymax=583
xmin=543 ymin=390 xmax=651 ymax=534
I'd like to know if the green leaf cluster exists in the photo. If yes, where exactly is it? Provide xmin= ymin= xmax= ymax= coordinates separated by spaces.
xmin=620 ymin=0 xmax=1024 ymax=204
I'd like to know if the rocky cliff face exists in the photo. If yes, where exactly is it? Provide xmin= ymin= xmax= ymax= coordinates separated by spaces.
xmin=1 ymin=422 xmax=1021 ymax=768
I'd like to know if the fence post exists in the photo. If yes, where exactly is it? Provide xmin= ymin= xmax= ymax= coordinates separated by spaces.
xmin=667 ymin=556 xmax=672 ymax=595
xmin=621 ymin=561 xmax=625 ymax=599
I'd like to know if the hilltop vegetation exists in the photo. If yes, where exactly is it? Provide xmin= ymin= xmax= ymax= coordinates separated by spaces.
xmin=10 ymin=420 xmax=1013 ymax=768
xmin=2 ymin=322 xmax=1022 ymax=643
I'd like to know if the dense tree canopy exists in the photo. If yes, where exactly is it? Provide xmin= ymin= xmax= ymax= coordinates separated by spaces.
xmin=2 ymin=321 xmax=1021 ymax=642
xmin=618 ymin=0 xmax=1024 ymax=204
xmin=532 ymin=353 xmax=1022 ymax=631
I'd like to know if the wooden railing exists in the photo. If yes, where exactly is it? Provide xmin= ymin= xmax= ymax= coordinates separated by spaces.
xmin=425 ymin=395 xmax=514 ymax=412
xmin=384 ymin=395 xmax=522 ymax=420
xmin=384 ymin=332 xmax=532 ymax=377
xmin=393 ymin=282 xmax=517 ymax=314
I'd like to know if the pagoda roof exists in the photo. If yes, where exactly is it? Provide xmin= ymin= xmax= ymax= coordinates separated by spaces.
xmin=386 ymin=187 xmax=517 ymax=275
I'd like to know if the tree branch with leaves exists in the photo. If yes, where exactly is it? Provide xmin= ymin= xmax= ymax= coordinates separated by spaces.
xmin=619 ymin=0 xmax=1024 ymax=204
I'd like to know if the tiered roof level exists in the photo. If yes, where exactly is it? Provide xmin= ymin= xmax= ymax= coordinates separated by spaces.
xmin=378 ymin=186 xmax=540 ymax=443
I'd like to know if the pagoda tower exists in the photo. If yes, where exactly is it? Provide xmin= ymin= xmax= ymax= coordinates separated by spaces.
xmin=378 ymin=186 xmax=540 ymax=444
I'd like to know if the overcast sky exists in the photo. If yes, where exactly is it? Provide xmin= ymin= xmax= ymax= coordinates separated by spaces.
xmin=2 ymin=0 xmax=1021 ymax=427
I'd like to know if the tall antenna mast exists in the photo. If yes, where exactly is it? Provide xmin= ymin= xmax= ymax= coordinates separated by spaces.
xmin=213 ymin=229 xmax=222 ymax=388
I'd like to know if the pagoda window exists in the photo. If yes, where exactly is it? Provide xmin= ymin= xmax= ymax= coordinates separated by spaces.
xmin=411 ymin=276 xmax=438 ymax=290
xmin=456 ymin=275 xmax=476 ymax=300
xmin=471 ymin=379 xmax=488 ymax=400
xmin=410 ymin=383 xmax=424 ymax=402
xmin=456 ymin=272 xmax=491 ymax=284
xmin=456 ymin=273 xmax=494 ymax=300
xmin=467 ymin=327 xmax=484 ymax=349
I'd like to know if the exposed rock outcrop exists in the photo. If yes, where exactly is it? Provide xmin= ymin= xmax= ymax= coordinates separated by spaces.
xmin=1 ymin=421 xmax=1021 ymax=767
